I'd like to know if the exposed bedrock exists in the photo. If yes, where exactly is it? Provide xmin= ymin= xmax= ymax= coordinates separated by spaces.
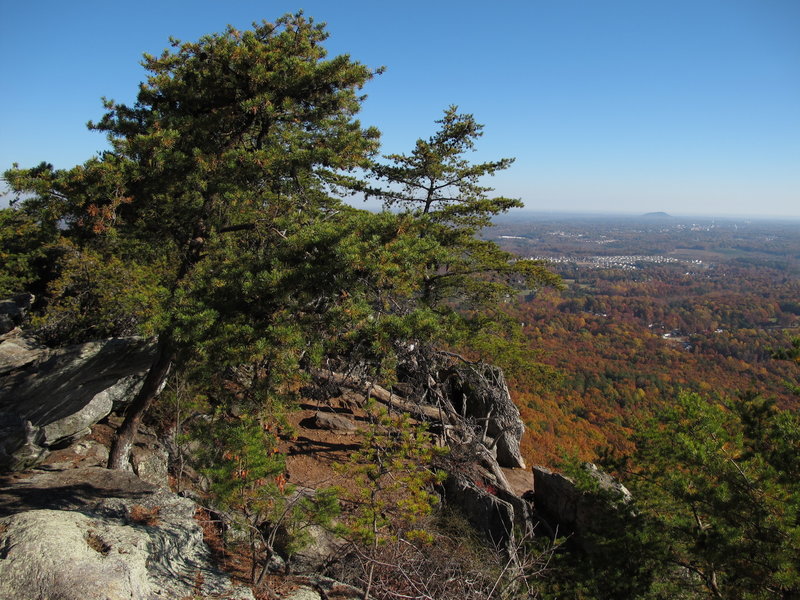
xmin=532 ymin=463 xmax=632 ymax=550
xmin=446 ymin=363 xmax=526 ymax=469
xmin=0 ymin=466 xmax=254 ymax=600
xmin=0 ymin=334 xmax=156 ymax=471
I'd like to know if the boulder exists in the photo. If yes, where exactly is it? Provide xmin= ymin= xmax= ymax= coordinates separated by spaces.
xmin=42 ymin=436 xmax=110 ymax=471
xmin=269 ymin=487 xmax=345 ymax=574
xmin=286 ymin=521 xmax=343 ymax=574
xmin=532 ymin=465 xmax=582 ymax=530
xmin=0 ymin=337 xmax=156 ymax=471
xmin=0 ymin=466 xmax=254 ymax=600
xmin=290 ymin=575 xmax=369 ymax=600
xmin=532 ymin=463 xmax=632 ymax=549
xmin=0 ymin=412 xmax=47 ymax=472
xmin=444 ymin=472 xmax=517 ymax=551
xmin=0 ymin=314 xmax=12 ymax=334
xmin=285 ymin=586 xmax=323 ymax=600
xmin=0 ymin=333 xmax=45 ymax=375
xmin=314 ymin=411 xmax=357 ymax=435
xmin=0 ymin=509 xmax=153 ymax=600
xmin=470 ymin=447 xmax=534 ymax=537
xmin=448 ymin=364 xmax=526 ymax=469
xmin=129 ymin=427 xmax=170 ymax=488
xmin=0 ymin=293 xmax=34 ymax=334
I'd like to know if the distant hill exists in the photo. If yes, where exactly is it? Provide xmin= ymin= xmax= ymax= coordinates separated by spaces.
xmin=642 ymin=211 xmax=672 ymax=218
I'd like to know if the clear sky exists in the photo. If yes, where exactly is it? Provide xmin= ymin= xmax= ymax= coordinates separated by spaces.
xmin=1 ymin=0 xmax=798 ymax=217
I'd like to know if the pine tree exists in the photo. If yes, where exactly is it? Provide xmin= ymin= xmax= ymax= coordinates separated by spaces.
xmin=198 ymin=413 xmax=339 ymax=585
xmin=335 ymin=403 xmax=447 ymax=598
xmin=578 ymin=392 xmax=800 ymax=599
xmin=370 ymin=106 xmax=516 ymax=221
xmin=4 ymin=13 xmax=380 ymax=468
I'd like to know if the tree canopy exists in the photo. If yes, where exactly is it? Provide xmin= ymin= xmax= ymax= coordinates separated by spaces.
xmin=551 ymin=392 xmax=800 ymax=599
xmin=2 ymin=13 xmax=554 ymax=469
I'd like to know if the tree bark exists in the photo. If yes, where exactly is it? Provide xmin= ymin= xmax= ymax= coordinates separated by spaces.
xmin=107 ymin=219 xmax=206 ymax=470
xmin=309 ymin=368 xmax=447 ymax=421
xmin=107 ymin=336 xmax=174 ymax=469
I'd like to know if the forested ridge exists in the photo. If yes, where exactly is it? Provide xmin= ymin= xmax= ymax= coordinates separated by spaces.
xmin=1 ymin=14 xmax=798 ymax=599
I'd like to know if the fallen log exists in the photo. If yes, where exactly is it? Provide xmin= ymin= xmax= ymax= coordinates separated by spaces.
xmin=309 ymin=369 xmax=446 ymax=421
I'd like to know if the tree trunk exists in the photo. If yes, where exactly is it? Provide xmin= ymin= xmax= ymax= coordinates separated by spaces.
xmin=107 ymin=217 xmax=205 ymax=470
xmin=107 ymin=337 xmax=174 ymax=469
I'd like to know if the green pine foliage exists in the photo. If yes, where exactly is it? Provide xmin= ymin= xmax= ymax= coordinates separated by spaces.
xmin=30 ymin=239 xmax=168 ymax=344
xmin=334 ymin=402 xmax=448 ymax=598
xmin=4 ymin=12 xmax=387 ymax=467
xmin=0 ymin=202 xmax=61 ymax=298
xmin=336 ymin=403 xmax=448 ymax=547
xmin=773 ymin=338 xmax=800 ymax=395
xmin=370 ymin=106 xmax=517 ymax=221
xmin=627 ymin=392 xmax=800 ymax=599
xmin=551 ymin=392 xmax=800 ymax=599
xmin=369 ymin=106 xmax=560 ymax=309
xmin=198 ymin=412 xmax=339 ymax=583
xmin=364 ymin=106 xmax=561 ymax=376
xmin=4 ymin=12 xmax=382 ymax=343
xmin=2 ymin=16 xmax=557 ymax=445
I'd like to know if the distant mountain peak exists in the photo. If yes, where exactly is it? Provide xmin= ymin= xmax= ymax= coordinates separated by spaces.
xmin=642 ymin=211 xmax=671 ymax=218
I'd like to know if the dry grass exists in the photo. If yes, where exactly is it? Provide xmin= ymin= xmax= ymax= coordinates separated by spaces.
xmin=85 ymin=530 xmax=111 ymax=555
xmin=127 ymin=504 xmax=161 ymax=526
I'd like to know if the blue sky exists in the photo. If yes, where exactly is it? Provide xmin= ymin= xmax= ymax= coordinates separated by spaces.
xmin=1 ymin=0 xmax=798 ymax=217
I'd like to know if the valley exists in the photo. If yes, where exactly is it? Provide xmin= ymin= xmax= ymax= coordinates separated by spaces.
xmin=488 ymin=213 xmax=800 ymax=464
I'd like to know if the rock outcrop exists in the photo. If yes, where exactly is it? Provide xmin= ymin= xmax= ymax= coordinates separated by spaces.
xmin=447 ymin=364 xmax=526 ymax=469
xmin=444 ymin=471 xmax=517 ymax=550
xmin=0 ymin=333 xmax=45 ymax=376
xmin=0 ymin=466 xmax=254 ymax=600
xmin=441 ymin=442 xmax=536 ymax=557
xmin=0 ymin=293 xmax=34 ymax=335
xmin=311 ymin=364 xmax=527 ymax=471
xmin=532 ymin=463 xmax=632 ymax=550
xmin=129 ymin=426 xmax=171 ymax=487
xmin=0 ymin=336 xmax=156 ymax=471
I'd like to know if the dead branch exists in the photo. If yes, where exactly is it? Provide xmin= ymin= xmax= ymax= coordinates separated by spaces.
xmin=309 ymin=368 xmax=448 ymax=421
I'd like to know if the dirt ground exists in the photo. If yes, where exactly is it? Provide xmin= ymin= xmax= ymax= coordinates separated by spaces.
xmin=281 ymin=394 xmax=374 ymax=495
xmin=281 ymin=391 xmax=534 ymax=498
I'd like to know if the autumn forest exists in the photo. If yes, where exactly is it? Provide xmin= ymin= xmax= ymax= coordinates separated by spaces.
xmin=490 ymin=214 xmax=800 ymax=465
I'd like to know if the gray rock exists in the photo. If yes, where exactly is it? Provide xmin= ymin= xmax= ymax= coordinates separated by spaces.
xmin=0 ymin=334 xmax=45 ymax=375
xmin=288 ymin=522 xmax=343 ymax=574
xmin=0 ymin=337 xmax=156 ymax=471
xmin=495 ymin=482 xmax=534 ymax=536
xmin=449 ymin=364 xmax=526 ymax=469
xmin=314 ymin=411 xmax=357 ymax=434
xmin=294 ymin=575 xmax=370 ymax=600
xmin=130 ymin=429 xmax=170 ymax=488
xmin=0 ymin=509 xmax=152 ymax=600
xmin=0 ymin=313 xmax=13 ymax=334
xmin=0 ymin=467 xmax=254 ymax=600
xmin=532 ymin=465 xmax=581 ymax=529
xmin=0 ymin=412 xmax=47 ymax=471
xmin=269 ymin=487 xmax=344 ymax=574
xmin=532 ymin=463 xmax=631 ymax=550
xmin=285 ymin=586 xmax=322 ymax=600
xmin=0 ymin=294 xmax=33 ymax=334
xmin=444 ymin=472 xmax=517 ymax=552
xmin=43 ymin=437 xmax=110 ymax=470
